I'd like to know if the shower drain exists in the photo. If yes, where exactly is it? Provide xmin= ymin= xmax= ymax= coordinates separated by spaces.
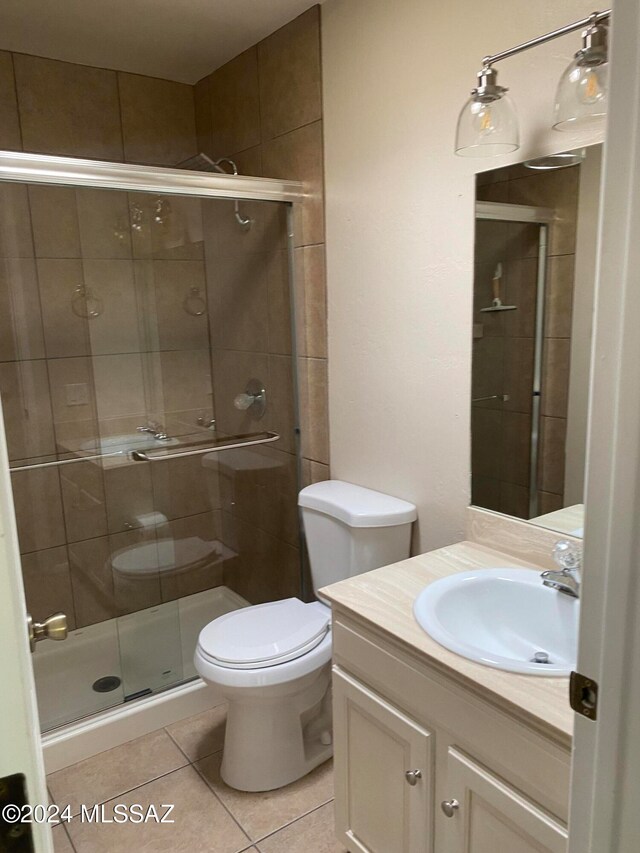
xmin=92 ymin=676 xmax=122 ymax=693
xmin=531 ymin=651 xmax=552 ymax=665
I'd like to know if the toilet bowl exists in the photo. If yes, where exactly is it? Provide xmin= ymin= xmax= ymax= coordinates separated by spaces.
xmin=194 ymin=480 xmax=417 ymax=792
xmin=195 ymin=598 xmax=333 ymax=792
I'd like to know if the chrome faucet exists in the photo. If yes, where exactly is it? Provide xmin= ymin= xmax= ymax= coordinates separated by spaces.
xmin=136 ymin=422 xmax=170 ymax=442
xmin=541 ymin=540 xmax=581 ymax=599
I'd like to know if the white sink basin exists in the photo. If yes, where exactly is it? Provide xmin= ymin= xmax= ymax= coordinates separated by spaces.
xmin=413 ymin=568 xmax=579 ymax=676
xmin=80 ymin=433 xmax=178 ymax=455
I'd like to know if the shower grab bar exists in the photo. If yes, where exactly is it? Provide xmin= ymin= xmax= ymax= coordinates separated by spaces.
xmin=8 ymin=432 xmax=280 ymax=472
xmin=129 ymin=431 xmax=280 ymax=462
xmin=472 ymin=394 xmax=510 ymax=403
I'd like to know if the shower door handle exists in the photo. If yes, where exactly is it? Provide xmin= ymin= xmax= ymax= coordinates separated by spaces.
xmin=27 ymin=612 xmax=68 ymax=653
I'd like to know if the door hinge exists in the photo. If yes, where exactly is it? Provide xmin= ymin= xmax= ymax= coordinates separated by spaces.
xmin=570 ymin=671 xmax=598 ymax=720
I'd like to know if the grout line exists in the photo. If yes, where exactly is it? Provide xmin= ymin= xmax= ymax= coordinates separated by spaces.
xmin=253 ymin=797 xmax=336 ymax=848
xmin=163 ymin=727 xmax=222 ymax=766
xmin=51 ymin=756 xmax=191 ymax=820
xmin=189 ymin=754 xmax=253 ymax=848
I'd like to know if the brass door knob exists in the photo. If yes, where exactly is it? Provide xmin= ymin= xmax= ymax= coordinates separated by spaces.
xmin=441 ymin=799 xmax=460 ymax=818
xmin=405 ymin=770 xmax=422 ymax=786
xmin=27 ymin=613 xmax=68 ymax=653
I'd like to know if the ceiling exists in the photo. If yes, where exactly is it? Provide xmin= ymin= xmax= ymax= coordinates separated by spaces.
xmin=0 ymin=0 xmax=318 ymax=84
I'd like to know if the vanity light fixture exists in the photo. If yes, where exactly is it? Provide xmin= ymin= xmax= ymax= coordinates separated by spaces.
xmin=455 ymin=9 xmax=611 ymax=157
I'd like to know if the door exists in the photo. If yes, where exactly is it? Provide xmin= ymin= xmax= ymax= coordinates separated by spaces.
xmin=442 ymin=748 xmax=567 ymax=853
xmin=0 ymin=402 xmax=52 ymax=852
xmin=333 ymin=667 xmax=433 ymax=853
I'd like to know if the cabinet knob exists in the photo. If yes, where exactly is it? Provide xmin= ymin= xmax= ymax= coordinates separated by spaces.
xmin=405 ymin=769 xmax=422 ymax=786
xmin=441 ymin=799 xmax=460 ymax=818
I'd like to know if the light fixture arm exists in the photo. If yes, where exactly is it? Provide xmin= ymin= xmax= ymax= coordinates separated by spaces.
xmin=481 ymin=9 xmax=611 ymax=68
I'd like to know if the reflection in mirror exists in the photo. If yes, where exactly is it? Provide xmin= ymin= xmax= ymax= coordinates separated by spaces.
xmin=471 ymin=144 xmax=602 ymax=538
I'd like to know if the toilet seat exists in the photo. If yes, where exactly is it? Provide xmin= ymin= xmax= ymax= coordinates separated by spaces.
xmin=197 ymin=599 xmax=331 ymax=670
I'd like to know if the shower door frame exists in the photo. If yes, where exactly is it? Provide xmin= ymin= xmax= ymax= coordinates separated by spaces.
xmin=0 ymin=149 xmax=306 ymax=768
xmin=475 ymin=200 xmax=555 ymax=519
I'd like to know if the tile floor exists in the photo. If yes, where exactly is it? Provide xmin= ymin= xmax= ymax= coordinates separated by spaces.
xmin=48 ymin=705 xmax=345 ymax=852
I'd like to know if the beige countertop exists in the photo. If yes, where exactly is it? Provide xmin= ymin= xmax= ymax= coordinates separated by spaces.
xmin=321 ymin=540 xmax=574 ymax=743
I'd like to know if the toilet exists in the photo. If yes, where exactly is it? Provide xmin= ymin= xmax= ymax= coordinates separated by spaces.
xmin=194 ymin=480 xmax=417 ymax=792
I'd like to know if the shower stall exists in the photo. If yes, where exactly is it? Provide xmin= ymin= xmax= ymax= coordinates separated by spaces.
xmin=472 ymin=200 xmax=554 ymax=520
xmin=0 ymin=152 xmax=305 ymax=733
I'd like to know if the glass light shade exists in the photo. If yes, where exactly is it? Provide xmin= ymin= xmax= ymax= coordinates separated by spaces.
xmin=455 ymin=94 xmax=520 ymax=157
xmin=553 ymin=57 xmax=608 ymax=131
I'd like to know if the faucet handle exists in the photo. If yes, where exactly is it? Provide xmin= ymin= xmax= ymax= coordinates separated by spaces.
xmin=552 ymin=540 xmax=581 ymax=572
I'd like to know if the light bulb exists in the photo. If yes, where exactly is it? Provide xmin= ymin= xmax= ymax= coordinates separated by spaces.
xmin=455 ymin=65 xmax=519 ymax=157
xmin=471 ymin=102 xmax=495 ymax=136
xmin=577 ymin=66 xmax=606 ymax=106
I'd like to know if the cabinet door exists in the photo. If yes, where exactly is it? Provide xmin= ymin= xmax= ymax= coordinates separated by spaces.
xmin=442 ymin=748 xmax=568 ymax=853
xmin=333 ymin=667 xmax=433 ymax=853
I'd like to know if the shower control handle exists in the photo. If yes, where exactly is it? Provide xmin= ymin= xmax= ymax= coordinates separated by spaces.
xmin=233 ymin=379 xmax=267 ymax=420
xmin=27 ymin=612 xmax=68 ymax=653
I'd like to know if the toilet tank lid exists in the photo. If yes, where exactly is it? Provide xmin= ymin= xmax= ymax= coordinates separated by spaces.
xmin=298 ymin=480 xmax=417 ymax=527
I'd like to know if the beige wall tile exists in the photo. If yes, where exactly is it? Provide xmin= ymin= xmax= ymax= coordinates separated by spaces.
xmin=11 ymin=467 xmax=66 ymax=553
xmin=0 ymin=51 xmax=21 ymax=150
xmin=503 ymin=258 xmax=537 ymax=338
xmin=545 ymin=254 xmax=575 ymax=339
xmin=68 ymin=535 xmax=116 ymax=626
xmin=103 ymin=460 xmax=154 ymax=534
xmin=503 ymin=336 xmax=534 ymax=414
xmin=471 ymin=408 xmax=503 ymax=480
xmin=508 ymin=166 xmax=579 ymax=256
xmin=209 ymin=251 xmax=269 ymax=352
xmin=84 ymin=260 xmax=141 ymax=354
xmin=60 ymin=459 xmax=108 ymax=543
xmin=263 ymin=120 xmax=324 ymax=247
xmin=500 ymin=481 xmax=530 ymax=519
xmin=0 ymin=258 xmax=45 ymax=360
xmin=37 ymin=259 xmax=90 ymax=358
xmin=268 ymin=354 xmax=296 ymax=454
xmin=160 ymin=512 xmax=224 ymax=601
xmin=118 ymin=72 xmax=196 ymax=166
xmin=196 ymin=750 xmax=332 ymax=842
xmin=294 ymin=244 xmax=326 ymax=358
xmin=219 ymin=445 xmax=298 ymax=546
xmin=208 ymin=48 xmax=261 ymax=158
xmin=14 ymin=54 xmax=122 ymax=160
xmin=541 ymin=337 xmax=571 ymax=418
xmin=21 ymin=545 xmax=76 ymax=629
xmin=0 ymin=183 xmax=34 ymax=257
xmin=501 ymin=410 xmax=531 ymax=487
xmin=266 ymin=249 xmax=292 ymax=355
xmin=227 ymin=145 xmax=262 ymax=176
xmin=49 ymin=729 xmax=187 ymax=816
xmin=539 ymin=415 xmax=567 ymax=496
xmin=302 ymin=459 xmax=329 ymax=487
xmin=212 ymin=350 xmax=269 ymax=435
xmin=471 ymin=474 xmax=502 ymax=512
xmin=223 ymin=516 xmax=300 ymax=603
xmin=537 ymin=490 xmax=564 ymax=515
xmin=194 ymin=76 xmax=212 ymax=155
xmin=93 ymin=353 xmax=145 ymax=422
xmin=28 ymin=186 xmax=81 ymax=258
xmin=0 ymin=360 xmax=56 ymax=461
xmin=159 ymin=349 xmax=213 ymax=415
xmin=109 ymin=528 xmax=162 ymax=614
xmin=298 ymin=356 xmax=328 ymax=463
xmin=131 ymin=194 xmax=204 ymax=261
xmin=47 ymin=357 xmax=98 ymax=449
xmin=149 ymin=260 xmax=209 ymax=351
xmin=76 ymin=188 xmax=133 ymax=259
xmin=151 ymin=454 xmax=216 ymax=522
xmin=258 ymin=7 xmax=322 ymax=141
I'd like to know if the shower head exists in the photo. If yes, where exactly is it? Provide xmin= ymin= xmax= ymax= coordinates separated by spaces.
xmin=177 ymin=153 xmax=252 ymax=228
xmin=480 ymin=299 xmax=517 ymax=312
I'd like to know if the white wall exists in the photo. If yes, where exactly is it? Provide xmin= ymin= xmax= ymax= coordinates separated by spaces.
xmin=321 ymin=0 xmax=605 ymax=552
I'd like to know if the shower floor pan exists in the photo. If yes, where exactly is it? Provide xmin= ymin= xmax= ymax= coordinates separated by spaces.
xmin=33 ymin=585 xmax=248 ymax=732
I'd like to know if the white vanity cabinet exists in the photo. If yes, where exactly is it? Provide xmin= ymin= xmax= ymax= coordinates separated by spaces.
xmin=331 ymin=611 xmax=571 ymax=853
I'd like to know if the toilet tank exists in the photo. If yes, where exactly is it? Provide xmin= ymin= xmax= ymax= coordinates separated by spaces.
xmin=298 ymin=480 xmax=417 ymax=595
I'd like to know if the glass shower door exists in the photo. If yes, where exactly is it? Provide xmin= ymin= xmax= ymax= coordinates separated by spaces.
xmin=0 ymin=178 xmax=302 ymax=731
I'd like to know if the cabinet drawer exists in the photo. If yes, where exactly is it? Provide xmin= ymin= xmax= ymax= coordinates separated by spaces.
xmin=441 ymin=748 xmax=567 ymax=853
xmin=333 ymin=668 xmax=434 ymax=853
xmin=333 ymin=614 xmax=571 ymax=823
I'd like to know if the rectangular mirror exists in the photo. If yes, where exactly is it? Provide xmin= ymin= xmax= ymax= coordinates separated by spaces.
xmin=470 ymin=144 xmax=602 ymax=538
